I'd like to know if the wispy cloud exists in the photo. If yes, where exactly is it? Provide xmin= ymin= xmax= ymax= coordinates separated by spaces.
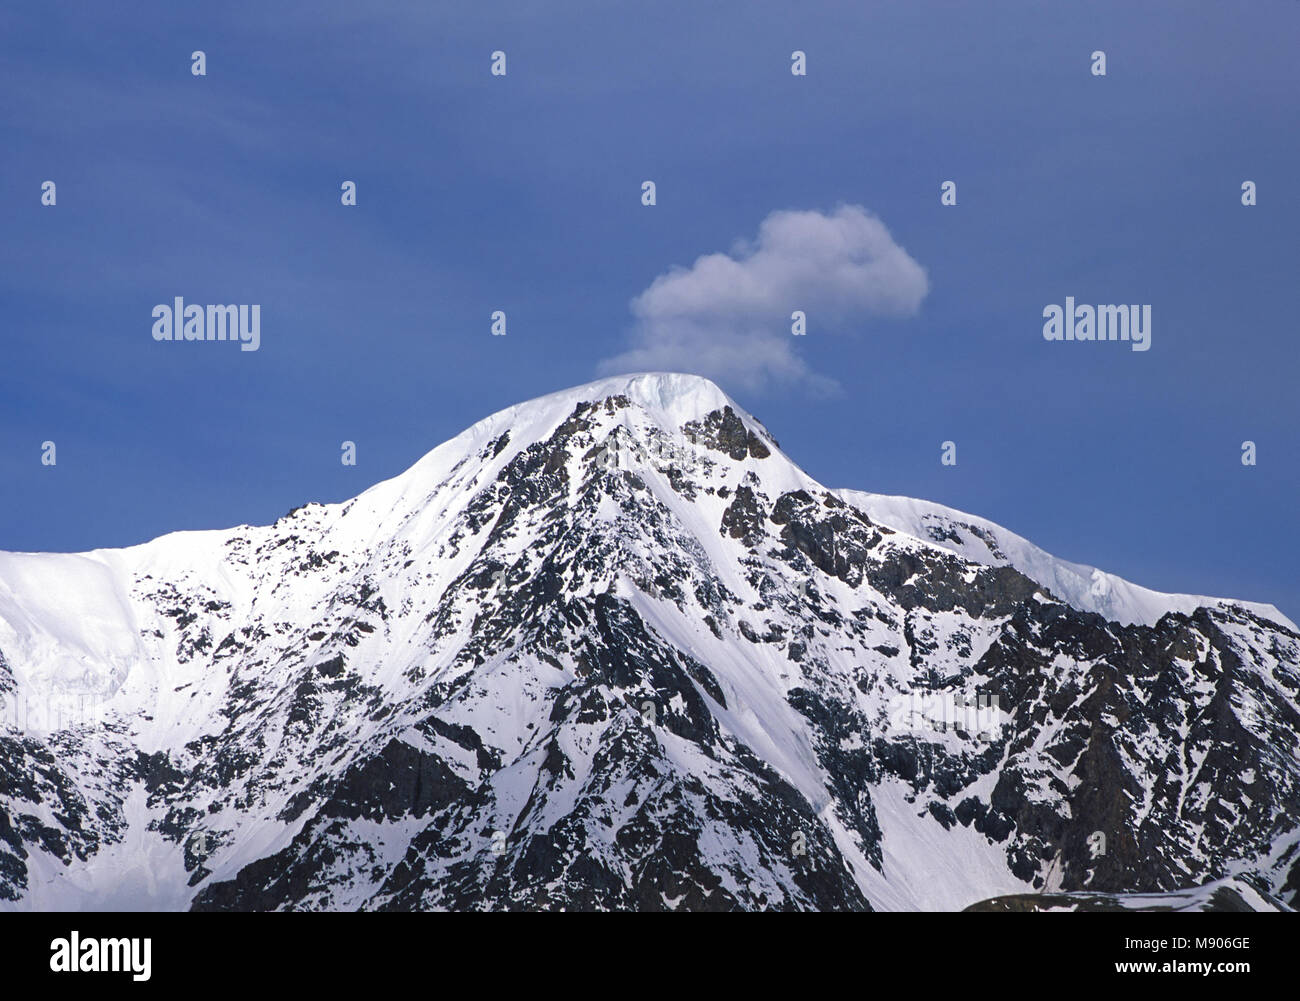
xmin=599 ymin=204 xmax=929 ymax=393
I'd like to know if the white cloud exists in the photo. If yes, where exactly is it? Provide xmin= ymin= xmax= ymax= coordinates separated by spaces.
xmin=599 ymin=204 xmax=929 ymax=393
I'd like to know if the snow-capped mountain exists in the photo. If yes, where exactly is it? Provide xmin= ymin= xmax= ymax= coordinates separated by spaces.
xmin=1 ymin=373 xmax=1297 ymax=911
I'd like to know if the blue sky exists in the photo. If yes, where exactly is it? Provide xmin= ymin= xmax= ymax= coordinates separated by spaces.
xmin=2 ymin=0 xmax=1297 ymax=621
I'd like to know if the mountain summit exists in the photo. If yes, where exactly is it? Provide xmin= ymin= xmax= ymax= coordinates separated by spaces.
xmin=1 ymin=373 xmax=1297 ymax=911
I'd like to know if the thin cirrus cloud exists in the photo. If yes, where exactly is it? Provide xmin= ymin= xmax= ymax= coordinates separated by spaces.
xmin=599 ymin=204 xmax=929 ymax=394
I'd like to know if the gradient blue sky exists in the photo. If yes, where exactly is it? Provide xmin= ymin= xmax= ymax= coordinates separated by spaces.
xmin=2 ymin=1 xmax=1297 ymax=620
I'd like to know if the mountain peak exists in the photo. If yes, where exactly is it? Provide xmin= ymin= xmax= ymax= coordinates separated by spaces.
xmin=489 ymin=372 xmax=749 ymax=437
xmin=357 ymin=372 xmax=774 ymax=513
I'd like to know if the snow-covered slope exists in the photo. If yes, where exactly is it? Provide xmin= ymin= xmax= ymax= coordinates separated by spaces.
xmin=1 ymin=373 xmax=1297 ymax=912
xmin=836 ymin=491 xmax=1296 ymax=631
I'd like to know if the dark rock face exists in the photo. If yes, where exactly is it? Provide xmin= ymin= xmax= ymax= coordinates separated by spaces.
xmin=721 ymin=485 xmax=765 ymax=545
xmin=0 ymin=805 xmax=26 ymax=901
xmin=1 ymin=382 xmax=1297 ymax=911
xmin=684 ymin=406 xmax=773 ymax=461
